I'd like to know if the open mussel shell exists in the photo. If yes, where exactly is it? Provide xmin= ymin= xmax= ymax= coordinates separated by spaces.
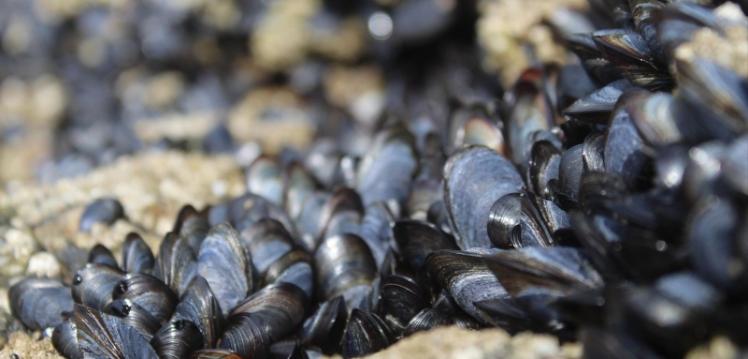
xmin=122 ymin=232 xmax=155 ymax=274
xmin=112 ymin=273 xmax=178 ymax=324
xmin=88 ymin=244 xmax=119 ymax=269
xmin=173 ymin=276 xmax=224 ymax=348
xmin=154 ymin=232 xmax=198 ymax=297
xmin=392 ymin=220 xmax=457 ymax=271
xmin=152 ymin=319 xmax=204 ymax=359
xmin=197 ymin=223 xmax=253 ymax=316
xmin=355 ymin=127 xmax=418 ymax=207
xmin=53 ymin=316 xmax=82 ymax=359
xmin=443 ymin=146 xmax=525 ymax=249
xmin=591 ymin=29 xmax=671 ymax=91
xmin=106 ymin=298 xmax=161 ymax=339
xmin=342 ymin=309 xmax=395 ymax=358
xmin=79 ymin=197 xmax=126 ymax=233
xmin=314 ymin=233 xmax=377 ymax=306
xmin=301 ymin=296 xmax=348 ymax=354
xmin=72 ymin=263 xmax=125 ymax=311
xmin=246 ymin=155 xmax=285 ymax=206
xmin=73 ymin=304 xmax=158 ymax=358
xmin=423 ymin=250 xmax=508 ymax=325
xmin=10 ymin=277 xmax=74 ymax=330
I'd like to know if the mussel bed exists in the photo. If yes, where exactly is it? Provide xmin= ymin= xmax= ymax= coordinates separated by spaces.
xmin=3 ymin=0 xmax=748 ymax=358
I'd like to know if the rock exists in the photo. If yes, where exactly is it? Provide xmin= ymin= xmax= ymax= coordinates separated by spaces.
xmin=25 ymin=252 xmax=61 ymax=279
xmin=360 ymin=327 xmax=581 ymax=359
xmin=0 ymin=332 xmax=62 ymax=359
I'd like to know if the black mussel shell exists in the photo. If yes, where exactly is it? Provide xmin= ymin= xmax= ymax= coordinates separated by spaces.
xmin=106 ymin=298 xmax=161 ymax=339
xmin=122 ymin=232 xmax=155 ymax=274
xmin=218 ymin=314 xmax=272 ymax=359
xmin=246 ymin=155 xmax=285 ymax=206
xmin=88 ymin=244 xmax=119 ymax=269
xmin=355 ymin=128 xmax=418 ymax=207
xmin=10 ymin=277 xmax=74 ymax=330
xmin=377 ymin=274 xmax=427 ymax=331
xmin=314 ymin=233 xmax=377 ymax=306
xmin=197 ymin=223 xmax=253 ymax=316
xmin=563 ymin=80 xmax=631 ymax=123
xmin=173 ymin=276 xmax=224 ymax=348
xmin=73 ymin=304 xmax=158 ymax=358
xmin=113 ymin=273 xmax=178 ymax=324
xmin=393 ymin=219 xmax=457 ymax=271
xmin=154 ymin=232 xmax=198 ymax=297
xmin=72 ymin=263 xmax=124 ymax=311
xmin=357 ymin=202 xmax=395 ymax=270
xmin=79 ymin=197 xmax=126 ymax=233
xmin=423 ymin=250 xmax=508 ymax=325
xmin=53 ymin=316 xmax=82 ymax=359
xmin=173 ymin=205 xmax=211 ymax=253
xmin=342 ymin=309 xmax=395 ymax=358
xmin=229 ymin=283 xmax=308 ymax=340
xmin=486 ymin=192 xmax=555 ymax=249
xmin=301 ymin=296 xmax=348 ymax=354
xmin=443 ymin=146 xmax=525 ymax=249
xmin=152 ymin=319 xmax=204 ymax=359
xmin=485 ymin=246 xmax=604 ymax=297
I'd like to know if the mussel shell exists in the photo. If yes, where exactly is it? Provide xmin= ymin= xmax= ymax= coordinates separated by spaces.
xmin=378 ymin=274 xmax=427 ymax=330
xmin=443 ymin=146 xmax=525 ymax=249
xmin=314 ymin=234 xmax=377 ymax=303
xmin=10 ymin=277 xmax=74 ymax=330
xmin=563 ymin=79 xmax=631 ymax=123
xmin=357 ymin=202 xmax=395 ymax=269
xmin=229 ymin=282 xmax=308 ymax=338
xmin=152 ymin=319 xmax=204 ymax=359
xmin=154 ymin=232 xmax=198 ymax=297
xmin=392 ymin=220 xmax=457 ymax=271
xmin=79 ymin=197 xmax=126 ymax=233
xmin=173 ymin=205 xmax=211 ymax=253
xmin=122 ymin=232 xmax=155 ymax=274
xmin=106 ymin=298 xmax=161 ymax=339
xmin=318 ymin=187 xmax=364 ymax=242
xmin=217 ymin=314 xmax=271 ymax=359
xmin=604 ymin=102 xmax=653 ymax=190
xmin=173 ymin=276 xmax=224 ymax=348
xmin=72 ymin=263 xmax=124 ymax=311
xmin=240 ymin=218 xmax=298 ymax=279
xmin=88 ymin=244 xmax=119 ymax=269
xmin=113 ymin=273 xmax=178 ymax=324
xmin=486 ymin=192 xmax=555 ymax=249
xmin=355 ymin=128 xmax=418 ymax=206
xmin=73 ymin=304 xmax=158 ymax=358
xmin=485 ymin=246 xmax=603 ymax=297
xmin=246 ymin=155 xmax=285 ymax=206
xmin=283 ymin=161 xmax=321 ymax=219
xmin=528 ymin=140 xmax=561 ymax=199
xmin=197 ymin=223 xmax=253 ymax=316
xmin=52 ymin=316 xmax=82 ymax=359
xmin=423 ymin=250 xmax=508 ymax=325
xmin=301 ymin=296 xmax=348 ymax=354
xmin=342 ymin=309 xmax=395 ymax=358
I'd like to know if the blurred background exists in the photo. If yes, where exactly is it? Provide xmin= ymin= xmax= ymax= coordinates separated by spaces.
xmin=0 ymin=0 xmax=489 ymax=187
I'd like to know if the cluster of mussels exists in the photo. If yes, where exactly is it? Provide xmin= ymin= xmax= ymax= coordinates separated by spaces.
xmin=6 ymin=0 xmax=748 ymax=358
